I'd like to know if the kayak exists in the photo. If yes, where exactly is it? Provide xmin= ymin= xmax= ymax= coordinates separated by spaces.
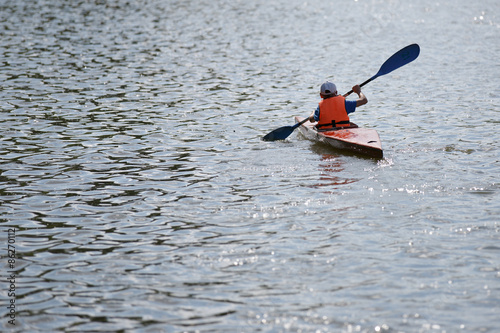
xmin=294 ymin=116 xmax=383 ymax=158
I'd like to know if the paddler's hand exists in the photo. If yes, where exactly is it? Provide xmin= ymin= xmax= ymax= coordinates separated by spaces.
xmin=352 ymin=84 xmax=368 ymax=106
xmin=308 ymin=115 xmax=315 ymax=122
xmin=352 ymin=84 xmax=361 ymax=94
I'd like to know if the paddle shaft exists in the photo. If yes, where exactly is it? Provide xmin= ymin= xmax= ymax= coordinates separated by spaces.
xmin=292 ymin=116 xmax=310 ymax=129
xmin=343 ymin=77 xmax=373 ymax=97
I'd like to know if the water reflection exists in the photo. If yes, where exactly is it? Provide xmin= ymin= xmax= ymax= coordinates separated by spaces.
xmin=317 ymin=155 xmax=358 ymax=188
xmin=308 ymin=145 xmax=359 ymax=189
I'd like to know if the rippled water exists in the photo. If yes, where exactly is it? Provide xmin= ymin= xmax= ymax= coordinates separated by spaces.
xmin=1 ymin=0 xmax=499 ymax=332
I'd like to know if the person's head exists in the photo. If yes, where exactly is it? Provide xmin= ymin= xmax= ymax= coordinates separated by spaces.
xmin=320 ymin=81 xmax=337 ymax=98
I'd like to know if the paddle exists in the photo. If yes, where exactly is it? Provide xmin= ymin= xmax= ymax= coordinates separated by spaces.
xmin=262 ymin=117 xmax=310 ymax=142
xmin=262 ymin=43 xmax=420 ymax=141
xmin=342 ymin=43 xmax=420 ymax=97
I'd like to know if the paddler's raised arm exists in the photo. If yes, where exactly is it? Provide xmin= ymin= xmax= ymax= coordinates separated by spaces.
xmin=352 ymin=84 xmax=367 ymax=107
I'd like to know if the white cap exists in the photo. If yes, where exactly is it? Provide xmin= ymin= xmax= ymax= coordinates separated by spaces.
xmin=320 ymin=81 xmax=337 ymax=96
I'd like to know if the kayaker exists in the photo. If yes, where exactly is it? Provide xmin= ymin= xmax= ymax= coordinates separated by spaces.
xmin=308 ymin=81 xmax=367 ymax=130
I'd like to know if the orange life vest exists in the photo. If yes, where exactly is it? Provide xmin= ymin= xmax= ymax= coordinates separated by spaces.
xmin=316 ymin=95 xmax=350 ymax=129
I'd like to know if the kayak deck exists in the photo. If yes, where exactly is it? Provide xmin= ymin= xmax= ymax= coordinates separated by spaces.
xmin=294 ymin=116 xmax=383 ymax=158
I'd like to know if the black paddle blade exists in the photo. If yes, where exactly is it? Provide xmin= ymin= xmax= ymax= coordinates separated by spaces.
xmin=262 ymin=126 xmax=294 ymax=141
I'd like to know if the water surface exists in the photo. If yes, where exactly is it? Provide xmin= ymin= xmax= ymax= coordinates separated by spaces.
xmin=1 ymin=0 xmax=499 ymax=332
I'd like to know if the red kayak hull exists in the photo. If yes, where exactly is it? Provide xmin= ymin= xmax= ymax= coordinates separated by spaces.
xmin=295 ymin=116 xmax=383 ymax=158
